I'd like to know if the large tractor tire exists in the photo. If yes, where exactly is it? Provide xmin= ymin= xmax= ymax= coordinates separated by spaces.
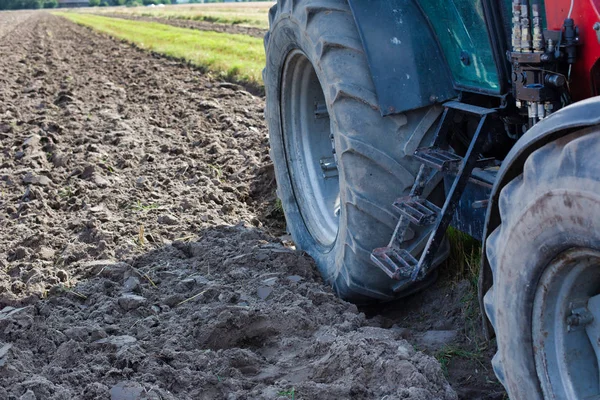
xmin=263 ymin=0 xmax=448 ymax=302
xmin=485 ymin=128 xmax=600 ymax=399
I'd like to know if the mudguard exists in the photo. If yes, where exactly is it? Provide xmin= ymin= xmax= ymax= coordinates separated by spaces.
xmin=478 ymin=96 xmax=600 ymax=337
xmin=347 ymin=0 xmax=456 ymax=116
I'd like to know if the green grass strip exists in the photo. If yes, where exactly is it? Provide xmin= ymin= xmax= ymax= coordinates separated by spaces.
xmin=127 ymin=10 xmax=269 ymax=29
xmin=57 ymin=13 xmax=265 ymax=85
xmin=151 ymin=12 xmax=265 ymax=29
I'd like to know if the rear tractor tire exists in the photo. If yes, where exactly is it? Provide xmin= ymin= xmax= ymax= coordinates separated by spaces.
xmin=263 ymin=0 xmax=448 ymax=302
xmin=485 ymin=127 xmax=600 ymax=399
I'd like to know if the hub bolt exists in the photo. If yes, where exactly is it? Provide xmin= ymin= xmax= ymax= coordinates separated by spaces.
xmin=567 ymin=307 xmax=594 ymax=331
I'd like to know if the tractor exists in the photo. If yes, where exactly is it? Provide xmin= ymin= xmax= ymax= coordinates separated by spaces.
xmin=262 ymin=0 xmax=600 ymax=398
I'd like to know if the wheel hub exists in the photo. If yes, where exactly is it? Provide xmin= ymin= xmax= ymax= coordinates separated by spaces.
xmin=281 ymin=50 xmax=340 ymax=247
xmin=532 ymin=247 xmax=600 ymax=399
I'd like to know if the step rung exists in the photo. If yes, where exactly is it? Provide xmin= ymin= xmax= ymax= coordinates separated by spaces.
xmin=393 ymin=196 xmax=441 ymax=226
xmin=443 ymin=100 xmax=497 ymax=116
xmin=371 ymin=247 xmax=418 ymax=280
xmin=474 ymin=157 xmax=496 ymax=169
xmin=414 ymin=148 xmax=462 ymax=172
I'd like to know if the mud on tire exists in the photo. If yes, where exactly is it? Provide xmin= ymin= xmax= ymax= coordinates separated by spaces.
xmin=485 ymin=127 xmax=600 ymax=399
xmin=263 ymin=0 xmax=448 ymax=302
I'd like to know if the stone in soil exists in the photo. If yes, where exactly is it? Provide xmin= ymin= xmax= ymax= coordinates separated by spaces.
xmin=118 ymin=294 xmax=147 ymax=311
xmin=418 ymin=330 xmax=460 ymax=351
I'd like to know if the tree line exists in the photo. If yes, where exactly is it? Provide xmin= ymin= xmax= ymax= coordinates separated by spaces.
xmin=0 ymin=0 xmax=58 ymax=9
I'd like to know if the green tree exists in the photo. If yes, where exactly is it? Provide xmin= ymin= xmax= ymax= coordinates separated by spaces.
xmin=43 ymin=0 xmax=57 ymax=7
xmin=2 ymin=0 xmax=39 ymax=9
xmin=20 ymin=0 xmax=42 ymax=9
xmin=88 ymin=0 xmax=100 ymax=6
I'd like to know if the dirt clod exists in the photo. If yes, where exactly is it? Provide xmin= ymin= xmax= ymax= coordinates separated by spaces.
xmin=117 ymin=293 xmax=147 ymax=311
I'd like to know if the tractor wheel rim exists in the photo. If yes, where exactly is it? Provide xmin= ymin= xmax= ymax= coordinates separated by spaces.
xmin=532 ymin=247 xmax=600 ymax=399
xmin=281 ymin=50 xmax=340 ymax=247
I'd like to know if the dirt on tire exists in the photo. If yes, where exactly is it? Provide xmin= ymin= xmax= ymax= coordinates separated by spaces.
xmin=0 ymin=12 xmax=458 ymax=400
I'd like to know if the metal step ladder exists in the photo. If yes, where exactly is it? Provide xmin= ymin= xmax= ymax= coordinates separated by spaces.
xmin=371 ymin=101 xmax=497 ymax=290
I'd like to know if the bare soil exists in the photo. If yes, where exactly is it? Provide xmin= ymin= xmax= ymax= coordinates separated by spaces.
xmin=0 ymin=11 xmax=503 ymax=400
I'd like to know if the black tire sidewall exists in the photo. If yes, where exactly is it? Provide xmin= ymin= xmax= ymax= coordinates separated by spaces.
xmin=265 ymin=8 xmax=449 ymax=302
xmin=488 ymin=135 xmax=600 ymax=398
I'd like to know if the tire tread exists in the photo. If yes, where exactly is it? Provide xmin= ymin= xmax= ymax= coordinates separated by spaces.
xmin=266 ymin=0 xmax=444 ymax=301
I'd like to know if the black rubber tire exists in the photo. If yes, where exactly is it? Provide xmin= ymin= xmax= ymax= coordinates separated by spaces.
xmin=264 ymin=0 xmax=448 ymax=302
xmin=484 ymin=127 xmax=600 ymax=399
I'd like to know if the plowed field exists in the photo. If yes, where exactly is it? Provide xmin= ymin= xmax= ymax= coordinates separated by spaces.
xmin=0 ymin=11 xmax=502 ymax=400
